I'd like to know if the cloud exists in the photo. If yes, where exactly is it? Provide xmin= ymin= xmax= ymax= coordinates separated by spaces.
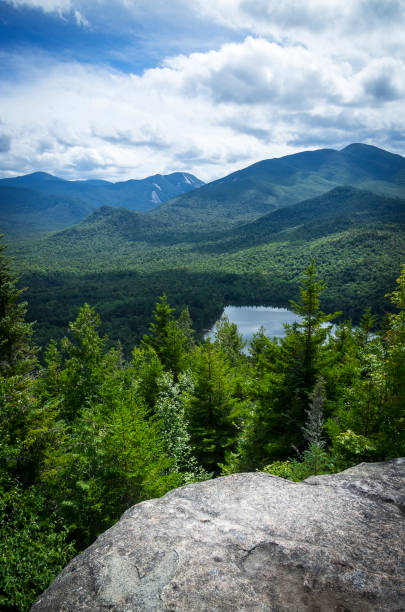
xmin=1 ymin=2 xmax=405 ymax=181
xmin=171 ymin=37 xmax=355 ymax=107
xmin=6 ymin=0 xmax=73 ymax=11
xmin=197 ymin=0 xmax=405 ymax=69
xmin=4 ymin=0 xmax=90 ymax=28
xmin=359 ymin=58 xmax=405 ymax=102
xmin=0 ymin=133 xmax=11 ymax=152
xmin=5 ymin=0 xmax=405 ymax=62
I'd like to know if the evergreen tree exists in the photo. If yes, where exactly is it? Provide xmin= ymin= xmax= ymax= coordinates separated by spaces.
xmin=0 ymin=238 xmax=47 ymax=485
xmin=41 ymin=311 xmax=181 ymax=548
xmin=249 ymin=325 xmax=270 ymax=364
xmin=383 ymin=264 xmax=405 ymax=455
xmin=40 ymin=303 xmax=116 ymax=423
xmin=239 ymin=262 xmax=338 ymax=467
xmin=0 ymin=238 xmax=74 ymax=609
xmin=187 ymin=341 xmax=241 ymax=473
xmin=176 ymin=307 xmax=196 ymax=353
xmin=131 ymin=345 xmax=164 ymax=410
xmin=142 ymin=295 xmax=188 ymax=376
xmin=0 ymin=239 xmax=35 ymax=378
xmin=288 ymin=260 xmax=338 ymax=397
xmin=213 ymin=314 xmax=246 ymax=366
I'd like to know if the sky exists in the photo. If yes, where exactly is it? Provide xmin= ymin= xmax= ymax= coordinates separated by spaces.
xmin=1 ymin=0 xmax=405 ymax=182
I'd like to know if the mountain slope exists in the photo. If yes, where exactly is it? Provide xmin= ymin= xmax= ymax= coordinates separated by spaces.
xmin=234 ymin=186 xmax=405 ymax=243
xmin=0 ymin=185 xmax=94 ymax=236
xmin=152 ymin=144 xmax=405 ymax=230
xmin=51 ymin=206 xmax=167 ymax=246
xmin=12 ymin=183 xmax=405 ymax=353
xmin=1 ymin=171 xmax=204 ymax=212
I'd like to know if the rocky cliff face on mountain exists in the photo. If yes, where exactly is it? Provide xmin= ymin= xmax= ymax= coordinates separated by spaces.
xmin=31 ymin=459 xmax=405 ymax=611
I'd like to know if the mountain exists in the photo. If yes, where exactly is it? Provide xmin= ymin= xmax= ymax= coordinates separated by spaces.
xmin=6 ymin=142 xmax=405 ymax=352
xmin=0 ymin=185 xmax=94 ymax=236
xmin=52 ymin=205 xmax=167 ymax=245
xmin=0 ymin=170 xmax=203 ymax=237
xmin=1 ymin=171 xmax=204 ymax=212
xmin=231 ymin=186 xmax=405 ymax=245
xmin=13 ymin=182 xmax=405 ymax=353
xmin=152 ymin=144 xmax=405 ymax=230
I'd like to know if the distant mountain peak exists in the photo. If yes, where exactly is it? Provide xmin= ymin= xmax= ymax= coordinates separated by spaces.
xmin=5 ymin=171 xmax=66 ymax=183
xmin=342 ymin=143 xmax=376 ymax=151
xmin=26 ymin=171 xmax=53 ymax=177
xmin=342 ymin=142 xmax=404 ymax=159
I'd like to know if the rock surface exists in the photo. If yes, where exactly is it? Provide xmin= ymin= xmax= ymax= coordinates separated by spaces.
xmin=31 ymin=459 xmax=405 ymax=611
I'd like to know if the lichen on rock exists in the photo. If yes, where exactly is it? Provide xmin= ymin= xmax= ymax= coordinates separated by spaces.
xmin=31 ymin=459 xmax=405 ymax=611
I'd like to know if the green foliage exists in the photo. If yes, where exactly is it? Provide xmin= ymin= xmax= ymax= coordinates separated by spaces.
xmin=0 ymin=237 xmax=76 ymax=610
xmin=154 ymin=371 xmax=209 ymax=482
xmin=0 ymin=239 xmax=36 ymax=377
xmin=262 ymin=443 xmax=334 ymax=481
xmin=381 ymin=265 xmax=405 ymax=455
xmin=176 ymin=307 xmax=196 ymax=353
xmin=130 ymin=346 xmax=164 ymax=409
xmin=236 ymin=262 xmax=338 ymax=468
xmin=142 ymin=295 xmax=189 ymax=376
xmin=187 ymin=341 xmax=242 ymax=473
xmin=6 ymin=180 xmax=405 ymax=357
xmin=303 ymin=377 xmax=326 ymax=447
xmin=213 ymin=314 xmax=246 ymax=366
xmin=40 ymin=303 xmax=114 ymax=422
xmin=0 ymin=483 xmax=75 ymax=612
xmin=1 ymin=227 xmax=405 ymax=610
xmin=42 ymin=373 xmax=181 ymax=547
xmin=39 ymin=306 xmax=181 ymax=548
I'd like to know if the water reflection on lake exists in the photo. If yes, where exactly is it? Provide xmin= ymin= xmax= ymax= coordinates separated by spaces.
xmin=206 ymin=306 xmax=302 ymax=347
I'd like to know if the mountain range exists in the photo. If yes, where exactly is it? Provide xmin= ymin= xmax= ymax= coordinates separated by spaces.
xmin=0 ymin=171 xmax=204 ymax=235
xmin=4 ymin=142 xmax=405 ymax=351
xmin=151 ymin=143 xmax=405 ymax=230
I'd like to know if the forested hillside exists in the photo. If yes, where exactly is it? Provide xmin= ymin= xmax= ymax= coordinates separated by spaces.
xmin=1 ymin=243 xmax=404 ymax=610
xmin=0 ymin=171 xmax=204 ymax=236
xmin=9 ymin=181 xmax=405 ymax=353
xmin=151 ymin=143 xmax=405 ymax=230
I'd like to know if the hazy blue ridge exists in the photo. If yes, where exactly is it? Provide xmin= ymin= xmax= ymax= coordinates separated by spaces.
xmin=0 ymin=171 xmax=204 ymax=236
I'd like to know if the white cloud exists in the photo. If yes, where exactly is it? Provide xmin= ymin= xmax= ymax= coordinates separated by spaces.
xmin=1 ymin=2 xmax=405 ymax=180
xmin=6 ymin=0 xmax=73 ymax=14
xmin=165 ymin=37 xmax=359 ymax=107
xmin=5 ymin=0 xmax=90 ymax=27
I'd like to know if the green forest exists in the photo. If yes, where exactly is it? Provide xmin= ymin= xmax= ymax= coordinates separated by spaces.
xmin=4 ymin=144 xmax=405 ymax=357
xmin=1 ymin=236 xmax=404 ymax=610
xmin=8 ymin=184 xmax=405 ymax=357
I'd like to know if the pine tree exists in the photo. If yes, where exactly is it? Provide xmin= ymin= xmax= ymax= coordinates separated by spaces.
xmin=379 ymin=265 xmax=405 ymax=456
xmin=288 ymin=260 xmax=338 ymax=397
xmin=187 ymin=341 xmax=240 ymax=473
xmin=142 ymin=295 xmax=188 ymax=376
xmin=0 ymin=238 xmax=36 ymax=377
xmin=176 ymin=306 xmax=196 ymax=353
xmin=213 ymin=314 xmax=246 ymax=366
xmin=0 ymin=238 xmax=74 ymax=609
xmin=40 ymin=303 xmax=114 ymax=423
xmin=240 ymin=262 xmax=338 ymax=467
xmin=0 ymin=238 xmax=42 ymax=484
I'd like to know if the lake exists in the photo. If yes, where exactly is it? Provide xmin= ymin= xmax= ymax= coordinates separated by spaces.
xmin=206 ymin=306 xmax=302 ymax=347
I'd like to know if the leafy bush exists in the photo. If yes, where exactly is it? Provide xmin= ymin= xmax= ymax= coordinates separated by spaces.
xmin=0 ymin=484 xmax=75 ymax=611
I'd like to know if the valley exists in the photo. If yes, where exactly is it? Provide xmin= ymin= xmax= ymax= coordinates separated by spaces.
xmin=4 ymin=143 xmax=405 ymax=354
xmin=3 ymin=5 xmax=405 ymax=609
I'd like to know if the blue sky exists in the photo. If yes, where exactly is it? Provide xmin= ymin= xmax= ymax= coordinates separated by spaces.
xmin=1 ymin=0 xmax=405 ymax=181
